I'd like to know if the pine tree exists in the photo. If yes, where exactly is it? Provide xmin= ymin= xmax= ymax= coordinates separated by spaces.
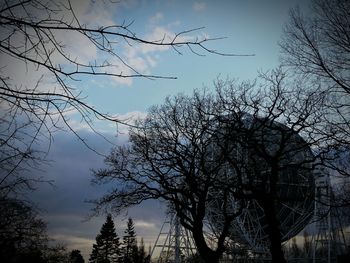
xmin=137 ymin=238 xmax=146 ymax=263
xmin=122 ymin=218 xmax=138 ymax=263
xmin=89 ymin=244 xmax=99 ymax=263
xmin=89 ymin=214 xmax=120 ymax=263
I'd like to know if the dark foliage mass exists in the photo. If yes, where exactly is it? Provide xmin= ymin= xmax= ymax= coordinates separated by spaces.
xmin=69 ymin=250 xmax=85 ymax=263
xmin=0 ymin=197 xmax=48 ymax=262
xmin=0 ymin=197 xmax=69 ymax=262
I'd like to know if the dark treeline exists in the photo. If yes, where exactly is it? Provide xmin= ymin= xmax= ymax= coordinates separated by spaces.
xmin=0 ymin=197 xmax=82 ymax=263
xmin=0 ymin=200 xmax=150 ymax=263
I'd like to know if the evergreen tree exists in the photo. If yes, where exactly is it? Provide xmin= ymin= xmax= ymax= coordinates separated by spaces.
xmin=137 ymin=238 xmax=146 ymax=263
xmin=89 ymin=244 xmax=99 ymax=263
xmin=122 ymin=218 xmax=138 ymax=263
xmin=89 ymin=214 xmax=120 ymax=263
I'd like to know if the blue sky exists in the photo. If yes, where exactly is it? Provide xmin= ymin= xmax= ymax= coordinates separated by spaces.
xmin=76 ymin=0 xmax=309 ymax=116
xmin=25 ymin=0 xmax=312 ymax=260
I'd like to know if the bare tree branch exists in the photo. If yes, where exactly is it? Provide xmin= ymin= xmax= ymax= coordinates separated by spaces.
xmin=0 ymin=0 xmax=250 ymax=194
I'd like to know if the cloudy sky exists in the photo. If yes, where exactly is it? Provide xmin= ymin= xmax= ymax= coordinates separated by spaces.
xmin=17 ymin=0 xmax=312 ymax=260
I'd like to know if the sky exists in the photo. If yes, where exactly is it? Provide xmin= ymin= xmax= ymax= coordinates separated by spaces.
xmin=13 ymin=0 xmax=313 ymax=260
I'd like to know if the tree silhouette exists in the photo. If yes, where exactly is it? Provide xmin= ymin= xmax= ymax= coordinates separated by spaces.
xmin=137 ymin=238 xmax=147 ymax=263
xmin=0 ymin=197 xmax=48 ymax=262
xmin=69 ymin=249 xmax=85 ymax=263
xmin=280 ymin=0 xmax=350 ymax=95
xmin=93 ymin=70 xmax=332 ymax=263
xmin=0 ymin=197 xmax=70 ymax=262
xmin=122 ymin=218 xmax=138 ymax=263
xmin=89 ymin=214 xmax=120 ymax=263
xmin=280 ymin=0 xmax=350 ymax=180
xmin=93 ymin=85 xmax=246 ymax=263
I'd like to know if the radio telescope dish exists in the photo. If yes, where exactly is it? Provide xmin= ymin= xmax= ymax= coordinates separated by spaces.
xmin=207 ymin=115 xmax=315 ymax=253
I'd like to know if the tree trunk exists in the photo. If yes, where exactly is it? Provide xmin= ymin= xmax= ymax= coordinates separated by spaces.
xmin=261 ymin=199 xmax=287 ymax=263
xmin=192 ymin=224 xmax=221 ymax=263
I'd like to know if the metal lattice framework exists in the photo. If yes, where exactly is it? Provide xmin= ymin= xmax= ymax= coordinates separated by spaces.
xmin=309 ymin=168 xmax=348 ymax=263
xmin=151 ymin=212 xmax=197 ymax=263
xmin=207 ymin=116 xmax=315 ymax=255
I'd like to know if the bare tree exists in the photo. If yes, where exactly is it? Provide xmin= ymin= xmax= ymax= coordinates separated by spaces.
xmin=280 ymin=2 xmax=350 ymax=259
xmin=280 ymin=0 xmax=350 ymax=178
xmin=92 ymin=70 xmax=330 ymax=263
xmin=0 ymin=0 xmax=248 ymax=195
xmin=280 ymin=0 xmax=350 ymax=95
xmin=92 ymin=87 xmax=249 ymax=263
xmin=212 ymin=71 xmax=324 ymax=263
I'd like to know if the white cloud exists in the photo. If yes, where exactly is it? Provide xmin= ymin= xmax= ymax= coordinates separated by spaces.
xmin=137 ymin=26 xmax=195 ymax=54
xmin=51 ymin=234 xmax=93 ymax=247
xmin=95 ymin=18 xmax=207 ymax=86
xmin=97 ymin=110 xmax=147 ymax=138
xmin=70 ymin=0 xmax=116 ymax=27
xmin=146 ymin=55 xmax=157 ymax=68
xmin=134 ymin=220 xmax=157 ymax=229
xmin=193 ymin=2 xmax=207 ymax=12
xmin=54 ymin=30 xmax=98 ymax=65
xmin=140 ymin=26 xmax=174 ymax=53
xmin=66 ymin=119 xmax=93 ymax=132
xmin=108 ymin=26 xmax=177 ymax=86
xmin=115 ymin=110 xmax=147 ymax=133
xmin=116 ymin=110 xmax=147 ymax=122
xmin=149 ymin=12 xmax=164 ymax=24
xmin=63 ymin=2 xmax=205 ymax=87
xmin=129 ymin=55 xmax=149 ymax=73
